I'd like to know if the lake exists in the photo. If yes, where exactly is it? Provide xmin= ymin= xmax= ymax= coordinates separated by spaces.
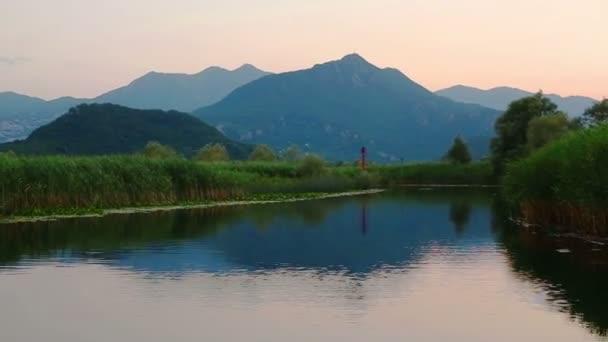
xmin=1 ymin=190 xmax=607 ymax=341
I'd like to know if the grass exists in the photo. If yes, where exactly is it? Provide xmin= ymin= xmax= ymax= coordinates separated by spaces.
xmin=0 ymin=155 xmax=495 ymax=218
xmin=370 ymin=162 xmax=495 ymax=186
xmin=503 ymin=124 xmax=608 ymax=236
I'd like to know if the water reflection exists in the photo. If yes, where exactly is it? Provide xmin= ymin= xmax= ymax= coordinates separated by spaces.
xmin=0 ymin=190 xmax=607 ymax=341
xmin=498 ymin=220 xmax=608 ymax=336
xmin=449 ymin=201 xmax=472 ymax=234
xmin=0 ymin=192 xmax=495 ymax=275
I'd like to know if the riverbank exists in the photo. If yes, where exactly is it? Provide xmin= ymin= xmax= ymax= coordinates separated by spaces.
xmin=0 ymin=189 xmax=385 ymax=224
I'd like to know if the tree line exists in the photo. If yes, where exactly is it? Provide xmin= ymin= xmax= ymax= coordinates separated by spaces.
xmin=441 ymin=94 xmax=608 ymax=171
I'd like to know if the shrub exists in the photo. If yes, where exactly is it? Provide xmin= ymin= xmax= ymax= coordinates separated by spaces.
xmin=297 ymin=154 xmax=326 ymax=177
xmin=249 ymin=145 xmax=277 ymax=162
xmin=194 ymin=143 xmax=230 ymax=162
xmin=504 ymin=125 xmax=608 ymax=235
xmin=282 ymin=145 xmax=303 ymax=162
xmin=142 ymin=141 xmax=178 ymax=159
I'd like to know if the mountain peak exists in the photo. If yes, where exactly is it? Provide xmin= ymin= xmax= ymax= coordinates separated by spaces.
xmin=234 ymin=64 xmax=260 ymax=72
xmin=311 ymin=53 xmax=377 ymax=75
xmin=340 ymin=53 xmax=368 ymax=63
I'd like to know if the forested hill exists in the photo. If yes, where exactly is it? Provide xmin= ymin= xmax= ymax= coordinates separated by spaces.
xmin=0 ymin=103 xmax=251 ymax=158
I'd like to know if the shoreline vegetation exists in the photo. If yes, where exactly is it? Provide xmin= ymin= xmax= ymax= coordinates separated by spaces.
xmin=0 ymin=153 xmax=494 ymax=222
xmin=504 ymin=124 xmax=608 ymax=238
xmin=486 ymin=93 xmax=607 ymax=239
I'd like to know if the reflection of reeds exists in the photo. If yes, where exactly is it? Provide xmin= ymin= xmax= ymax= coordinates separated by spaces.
xmin=520 ymin=201 xmax=608 ymax=237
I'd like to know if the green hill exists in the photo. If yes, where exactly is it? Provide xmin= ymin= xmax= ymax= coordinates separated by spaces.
xmin=0 ymin=103 xmax=251 ymax=158
xmin=0 ymin=64 xmax=269 ymax=143
xmin=194 ymin=54 xmax=501 ymax=161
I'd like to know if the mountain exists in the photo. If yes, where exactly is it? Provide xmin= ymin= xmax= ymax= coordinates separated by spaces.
xmin=194 ymin=54 xmax=501 ymax=161
xmin=0 ymin=103 xmax=251 ymax=158
xmin=0 ymin=64 xmax=270 ymax=143
xmin=436 ymin=85 xmax=597 ymax=116
xmin=0 ymin=92 xmax=85 ymax=142
xmin=94 ymin=64 xmax=271 ymax=112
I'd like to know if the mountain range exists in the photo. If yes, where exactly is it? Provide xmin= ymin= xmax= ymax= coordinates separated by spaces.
xmin=194 ymin=54 xmax=500 ymax=161
xmin=1 ymin=54 xmax=599 ymax=161
xmin=95 ymin=64 xmax=271 ymax=112
xmin=436 ymin=85 xmax=597 ymax=116
xmin=0 ymin=103 xmax=251 ymax=158
xmin=0 ymin=65 xmax=269 ymax=142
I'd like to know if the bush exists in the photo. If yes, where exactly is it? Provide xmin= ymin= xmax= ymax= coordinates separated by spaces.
xmin=249 ymin=145 xmax=277 ymax=162
xmin=142 ymin=141 xmax=179 ymax=159
xmin=282 ymin=145 xmax=303 ymax=162
xmin=503 ymin=125 xmax=608 ymax=235
xmin=504 ymin=124 xmax=608 ymax=205
xmin=194 ymin=143 xmax=230 ymax=162
xmin=296 ymin=154 xmax=326 ymax=177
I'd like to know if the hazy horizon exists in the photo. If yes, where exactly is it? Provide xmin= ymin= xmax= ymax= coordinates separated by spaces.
xmin=2 ymin=0 xmax=607 ymax=100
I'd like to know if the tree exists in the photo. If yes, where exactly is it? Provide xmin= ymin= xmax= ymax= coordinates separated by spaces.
xmin=142 ymin=141 xmax=178 ymax=159
xmin=444 ymin=136 xmax=472 ymax=164
xmin=194 ymin=143 xmax=230 ymax=162
xmin=248 ymin=144 xmax=277 ymax=162
xmin=490 ymin=92 xmax=560 ymax=174
xmin=282 ymin=145 xmax=303 ymax=162
xmin=526 ymin=113 xmax=570 ymax=151
xmin=582 ymin=99 xmax=608 ymax=126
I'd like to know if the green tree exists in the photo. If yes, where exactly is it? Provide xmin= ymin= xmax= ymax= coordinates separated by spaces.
xmin=490 ymin=92 xmax=560 ymax=174
xmin=194 ymin=143 xmax=230 ymax=162
xmin=142 ymin=141 xmax=178 ymax=159
xmin=444 ymin=136 xmax=472 ymax=164
xmin=248 ymin=144 xmax=277 ymax=162
xmin=526 ymin=113 xmax=570 ymax=151
xmin=296 ymin=154 xmax=326 ymax=177
xmin=581 ymin=99 xmax=608 ymax=126
xmin=282 ymin=145 xmax=303 ymax=162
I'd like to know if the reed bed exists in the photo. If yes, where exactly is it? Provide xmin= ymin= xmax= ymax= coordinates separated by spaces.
xmin=371 ymin=162 xmax=494 ymax=186
xmin=0 ymin=155 xmax=244 ymax=216
xmin=504 ymin=124 xmax=608 ymax=236
xmin=0 ymin=155 xmax=495 ymax=217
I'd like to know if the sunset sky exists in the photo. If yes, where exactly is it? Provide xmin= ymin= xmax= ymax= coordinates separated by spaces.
xmin=1 ymin=0 xmax=606 ymax=100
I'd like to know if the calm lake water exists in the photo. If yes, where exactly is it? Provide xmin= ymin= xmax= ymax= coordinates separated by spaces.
xmin=1 ymin=190 xmax=607 ymax=341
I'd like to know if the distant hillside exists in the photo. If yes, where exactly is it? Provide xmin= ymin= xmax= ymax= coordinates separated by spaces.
xmin=194 ymin=54 xmax=500 ymax=161
xmin=0 ymin=64 xmax=270 ymax=143
xmin=0 ymin=103 xmax=251 ymax=158
xmin=436 ymin=85 xmax=597 ymax=116
xmin=0 ymin=92 xmax=85 ymax=142
xmin=95 ymin=64 xmax=271 ymax=112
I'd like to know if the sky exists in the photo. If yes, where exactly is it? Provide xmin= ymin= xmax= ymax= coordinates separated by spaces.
xmin=1 ymin=0 xmax=606 ymax=100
